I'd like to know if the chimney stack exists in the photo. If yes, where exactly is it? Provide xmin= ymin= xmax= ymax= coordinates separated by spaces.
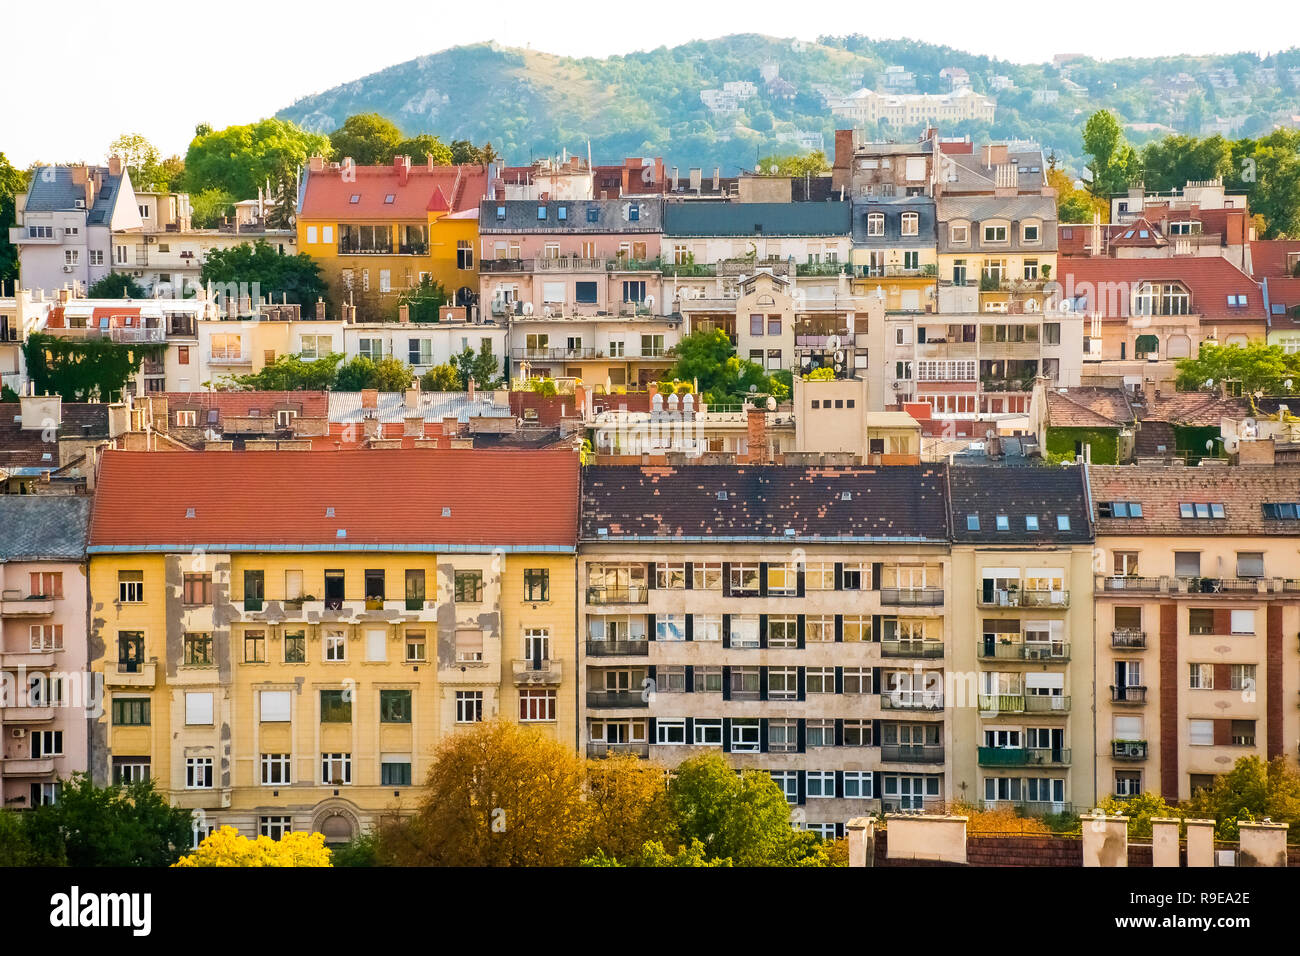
xmin=107 ymin=155 xmax=123 ymax=177
xmin=395 ymin=155 xmax=411 ymax=186
xmin=747 ymin=405 xmax=770 ymax=464
xmin=467 ymin=376 xmax=476 ymax=401
xmin=315 ymin=297 xmax=326 ymax=321
xmin=361 ymin=389 xmax=378 ymax=409
xmin=713 ymin=167 xmax=720 ymax=191
xmin=309 ymin=155 xmax=325 ymax=172
xmin=398 ymin=303 xmax=410 ymax=323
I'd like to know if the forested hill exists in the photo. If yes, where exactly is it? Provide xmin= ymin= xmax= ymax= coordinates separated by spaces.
xmin=276 ymin=34 xmax=1300 ymax=173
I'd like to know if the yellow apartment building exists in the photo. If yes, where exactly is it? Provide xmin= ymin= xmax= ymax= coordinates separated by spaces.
xmin=87 ymin=447 xmax=578 ymax=843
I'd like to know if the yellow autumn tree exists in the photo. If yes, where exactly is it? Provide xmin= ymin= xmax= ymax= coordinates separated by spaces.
xmin=172 ymin=825 xmax=333 ymax=867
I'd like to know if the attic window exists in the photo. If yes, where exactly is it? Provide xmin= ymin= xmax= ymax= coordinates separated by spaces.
xmin=537 ymin=206 xmax=547 ymax=221
xmin=384 ymin=194 xmax=395 ymax=204
xmin=349 ymin=194 xmax=360 ymax=204
xmin=586 ymin=207 xmax=599 ymax=223
xmin=1057 ymin=515 xmax=1071 ymax=531
xmin=441 ymin=507 xmax=452 ymax=517
xmin=841 ymin=491 xmax=852 ymax=501
xmin=325 ymin=507 xmax=335 ymax=517
xmin=628 ymin=204 xmax=640 ymax=222
xmin=1262 ymin=502 xmax=1300 ymax=519
xmin=995 ymin=515 xmax=1009 ymax=531
xmin=716 ymin=491 xmax=728 ymax=501
xmin=754 ymin=223 xmax=763 ymax=234
xmin=1227 ymin=294 xmax=1247 ymax=307
xmin=1025 ymin=515 xmax=1039 ymax=531
xmin=597 ymin=528 xmax=609 ymax=537
xmin=186 ymin=508 xmax=196 ymax=519
xmin=496 ymin=206 xmax=506 ymax=220
xmin=557 ymin=206 xmax=567 ymax=221
xmin=336 ymin=529 xmax=347 ymax=538
xmin=784 ymin=528 xmax=796 ymax=537
xmin=966 ymin=514 xmax=979 ymax=531
xmin=1180 ymin=502 xmax=1225 ymax=519
xmin=1099 ymin=501 xmax=1142 ymax=518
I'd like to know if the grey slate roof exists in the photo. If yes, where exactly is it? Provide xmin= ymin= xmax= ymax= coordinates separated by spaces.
xmin=947 ymin=465 xmax=1093 ymax=544
xmin=664 ymin=201 xmax=852 ymax=238
xmin=0 ymin=496 xmax=91 ymax=560
xmin=25 ymin=166 xmax=127 ymax=225
xmin=851 ymin=198 xmax=937 ymax=245
xmin=479 ymin=199 xmax=663 ymax=234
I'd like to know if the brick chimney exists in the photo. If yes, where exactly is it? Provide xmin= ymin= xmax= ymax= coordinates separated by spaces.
xmin=315 ymin=297 xmax=326 ymax=321
xmin=467 ymin=376 xmax=476 ymax=401
xmin=398 ymin=303 xmax=410 ymax=323
xmin=309 ymin=155 xmax=325 ymax=172
xmin=395 ymin=155 xmax=410 ymax=186
xmin=361 ymin=389 xmax=379 ymax=409
xmin=747 ymin=405 xmax=769 ymax=463
xmin=107 ymin=155 xmax=123 ymax=177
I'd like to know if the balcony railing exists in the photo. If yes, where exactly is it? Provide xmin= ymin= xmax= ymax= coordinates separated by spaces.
xmin=1112 ymin=740 xmax=1148 ymax=761
xmin=880 ymin=640 xmax=945 ymax=659
xmin=585 ymin=640 xmax=649 ymax=657
xmin=880 ymin=743 xmax=945 ymax=764
xmin=587 ymin=742 xmax=650 ymax=758
xmin=977 ymin=641 xmax=1070 ymax=662
xmin=0 ymin=594 xmax=56 ymax=617
xmin=1111 ymin=629 xmax=1147 ymax=649
xmin=978 ymin=588 xmax=1069 ymax=608
xmin=512 ymin=347 xmax=604 ymax=361
xmin=1110 ymin=685 xmax=1148 ymax=704
xmin=879 ymin=587 xmax=944 ymax=607
xmin=977 ymin=747 xmax=1072 ymax=767
xmin=1178 ymin=576 xmax=1262 ymax=594
xmin=979 ymin=694 xmax=1071 ymax=714
xmin=586 ymin=585 xmax=649 ymax=605
xmin=879 ymin=691 xmax=944 ymax=711
xmin=586 ymin=690 xmax=648 ymax=708
xmin=243 ymin=597 xmax=263 ymax=612
xmin=1099 ymin=576 xmax=1162 ymax=592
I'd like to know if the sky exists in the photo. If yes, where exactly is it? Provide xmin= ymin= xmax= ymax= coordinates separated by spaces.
xmin=4 ymin=0 xmax=1292 ymax=166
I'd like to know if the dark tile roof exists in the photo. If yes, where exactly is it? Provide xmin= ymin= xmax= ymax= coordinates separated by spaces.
xmin=948 ymin=465 xmax=1093 ymax=544
xmin=0 ymin=497 xmax=91 ymax=560
xmin=25 ymin=166 xmax=127 ymax=225
xmin=0 ymin=421 xmax=59 ymax=469
xmin=1089 ymin=464 xmax=1300 ymax=536
xmin=580 ymin=464 xmax=950 ymax=542
xmin=851 ymin=198 xmax=936 ymax=245
xmin=478 ymin=199 xmax=663 ymax=234
xmin=57 ymin=404 xmax=110 ymax=439
xmin=664 ymin=201 xmax=851 ymax=238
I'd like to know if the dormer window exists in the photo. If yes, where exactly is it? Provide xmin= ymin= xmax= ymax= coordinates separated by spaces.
xmin=867 ymin=213 xmax=884 ymax=237
xmin=1022 ymin=223 xmax=1040 ymax=243
xmin=901 ymin=212 xmax=919 ymax=236
xmin=557 ymin=206 xmax=567 ymax=221
xmin=496 ymin=206 xmax=506 ymax=220
xmin=586 ymin=207 xmax=600 ymax=223
xmin=950 ymin=222 xmax=969 ymax=243
xmin=983 ymin=224 xmax=1008 ymax=243
xmin=1227 ymin=294 xmax=1248 ymax=307
xmin=628 ymin=203 xmax=640 ymax=222
xmin=537 ymin=206 xmax=547 ymax=220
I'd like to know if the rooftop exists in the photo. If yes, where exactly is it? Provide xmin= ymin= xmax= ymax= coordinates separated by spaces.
xmin=1088 ymin=464 xmax=1300 ymax=536
xmin=0 ymin=497 xmax=91 ymax=560
xmin=664 ymin=201 xmax=851 ymax=238
xmin=948 ymin=465 xmax=1093 ymax=544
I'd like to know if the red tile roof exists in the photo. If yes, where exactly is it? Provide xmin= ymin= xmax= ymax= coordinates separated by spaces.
xmin=88 ymin=448 xmax=579 ymax=549
xmin=1055 ymin=257 xmax=1265 ymax=321
xmin=1089 ymin=464 xmax=1300 ymax=536
xmin=299 ymin=162 xmax=490 ymax=220
xmin=1252 ymin=240 xmax=1300 ymax=278
xmin=1265 ymin=276 xmax=1300 ymax=330
xmin=1109 ymin=218 xmax=1167 ymax=248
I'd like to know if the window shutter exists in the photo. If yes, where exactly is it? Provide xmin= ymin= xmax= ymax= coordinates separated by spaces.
xmin=759 ymin=614 xmax=768 ymax=648
xmin=646 ymin=664 xmax=657 ymax=685
xmin=796 ymin=568 xmax=806 ymax=597
xmin=872 ymin=667 xmax=882 ymax=695
xmin=759 ymin=666 xmax=769 ymax=701
xmin=685 ymin=615 xmax=694 ymax=641
xmin=834 ymin=718 xmax=844 ymax=747
xmin=721 ymin=614 xmax=731 ymax=648
xmin=872 ymin=719 xmax=882 ymax=746
xmin=684 ymin=562 xmax=694 ymax=589
xmin=721 ymin=666 xmax=732 ymax=701
xmin=833 ymin=562 xmax=844 ymax=590
xmin=797 ymin=719 xmax=807 ymax=753
xmin=796 ymin=771 xmax=807 ymax=806
xmin=759 ymin=562 xmax=769 ymax=597
xmin=835 ymin=771 xmax=845 ymax=799
xmin=647 ymin=613 xmax=657 ymax=640
xmin=871 ymin=562 xmax=883 ymax=591
xmin=835 ymin=823 xmax=845 ymax=839
xmin=684 ymin=666 xmax=694 ymax=692
xmin=834 ymin=614 xmax=844 ymax=642
xmin=796 ymin=615 xmax=806 ymax=649
xmin=1213 ymin=663 xmax=1231 ymax=689
xmin=646 ymin=562 xmax=656 ymax=589
xmin=685 ymin=716 xmax=694 ymax=740
xmin=760 ymin=718 xmax=769 ymax=752
xmin=797 ymin=667 xmax=806 ymax=701
xmin=722 ymin=562 xmax=732 ymax=597
xmin=872 ymin=614 xmax=883 ymax=642
xmin=834 ymin=667 xmax=844 ymax=695
xmin=721 ymin=717 xmax=732 ymax=752
xmin=1213 ymin=609 xmax=1232 ymax=635
xmin=1213 ymin=718 xmax=1231 ymax=746
xmin=647 ymin=717 xmax=657 ymax=740
xmin=872 ymin=770 xmax=882 ymax=800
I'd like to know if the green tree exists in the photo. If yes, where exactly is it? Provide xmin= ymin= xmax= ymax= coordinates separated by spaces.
xmin=398 ymin=275 xmax=449 ymax=323
xmin=1082 ymin=109 xmax=1141 ymax=197
xmin=397 ymin=134 xmax=453 ymax=166
xmin=23 ymin=332 xmax=162 ymax=401
xmin=583 ymin=838 xmax=732 ymax=867
xmin=265 ymin=160 xmax=297 ymax=230
xmin=0 ymin=152 xmax=29 ymax=285
xmin=1174 ymin=341 xmax=1300 ymax=395
xmin=228 ymin=352 xmax=342 ymax=391
xmin=420 ymin=364 xmax=461 ymax=391
xmin=87 ymin=273 xmax=146 ymax=299
xmin=329 ymin=113 xmax=404 ymax=166
xmin=109 ymin=133 xmax=182 ymax=193
xmin=184 ymin=119 xmax=330 ymax=199
xmin=1231 ymin=129 xmax=1300 ymax=238
xmin=452 ymin=339 xmax=501 ymax=388
xmin=666 ymin=752 xmax=828 ymax=866
xmin=190 ymin=187 xmax=236 ymax=228
xmin=1139 ymin=134 xmax=1234 ymax=192
xmin=661 ymin=330 xmax=784 ymax=405
xmin=200 ymin=240 xmax=327 ymax=312
xmin=756 ymin=150 xmax=830 ymax=177
xmin=1187 ymin=756 xmax=1300 ymax=841
xmin=1098 ymin=792 xmax=1180 ymax=839
xmin=22 ymin=774 xmax=193 ymax=867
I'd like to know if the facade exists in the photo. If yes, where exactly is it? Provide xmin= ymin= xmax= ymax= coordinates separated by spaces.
xmin=1089 ymin=465 xmax=1300 ymax=803
xmin=0 ymin=288 xmax=53 ymax=395
xmin=0 ymin=497 xmax=92 ymax=809
xmin=848 ymin=197 xmax=938 ymax=312
xmin=13 ymin=159 xmax=142 ymax=294
xmin=829 ymin=89 xmax=995 ymax=128
xmin=579 ymin=464 xmax=954 ymax=834
xmin=85 ymin=448 xmax=579 ymax=842
xmin=947 ymin=467 xmax=1097 ymax=814
xmin=936 ymin=195 xmax=1059 ymax=315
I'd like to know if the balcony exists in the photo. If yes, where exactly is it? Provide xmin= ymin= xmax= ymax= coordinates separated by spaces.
xmin=1178 ymin=576 xmax=1263 ymax=595
xmin=879 ymin=587 xmax=944 ymax=607
xmin=977 ymin=587 xmax=1069 ymax=609
xmin=586 ymin=690 xmax=648 ymax=708
xmin=0 ymin=592 xmax=56 ymax=616
xmin=585 ymin=640 xmax=649 ymax=657
xmin=105 ymin=660 xmax=157 ymax=688
xmin=979 ymin=694 xmax=1071 ymax=715
xmin=880 ymin=640 xmax=944 ymax=659
xmin=879 ymin=691 xmax=944 ymax=712
xmin=880 ymin=744 xmax=945 ymax=764
xmin=977 ymin=747 xmax=1072 ymax=767
xmin=207 ymin=352 xmax=246 ymax=366
xmin=0 ymin=705 xmax=54 ymax=722
xmin=587 ymin=741 xmax=650 ymax=759
xmin=10 ymin=226 xmax=62 ymax=244
xmin=1 ymin=757 xmax=55 ymax=776
xmin=1111 ymin=629 xmax=1147 ymax=649
xmin=512 ymin=347 xmax=604 ymax=361
xmin=1099 ymin=576 xmax=1162 ymax=593
xmin=244 ymin=597 xmax=264 ymax=612
xmin=977 ymin=641 xmax=1070 ymax=662
xmin=512 ymin=658 xmax=563 ymax=686
xmin=1112 ymin=740 xmax=1149 ymax=761
xmin=585 ymin=585 xmax=649 ymax=606
xmin=1110 ymin=685 xmax=1148 ymax=705
xmin=38 ymin=326 xmax=166 ymax=344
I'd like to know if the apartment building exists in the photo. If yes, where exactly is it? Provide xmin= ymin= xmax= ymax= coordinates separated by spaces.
xmin=831 ymin=129 xmax=937 ymax=199
xmin=662 ymin=202 xmax=852 ymax=281
xmin=947 ymin=466 xmax=1097 ymax=815
xmin=848 ymin=197 xmax=938 ymax=313
xmin=936 ymin=196 xmax=1059 ymax=315
xmin=297 ymin=156 xmax=491 ymax=320
xmin=578 ymin=464 xmax=954 ymax=834
xmin=0 ymin=497 xmax=92 ymax=809
xmin=1110 ymin=180 xmax=1250 ymax=226
xmin=1089 ymin=465 xmax=1300 ymax=803
xmin=935 ymin=142 xmax=1051 ymax=198
xmin=829 ymin=89 xmax=996 ymax=129
xmin=477 ymin=198 xmax=675 ymax=387
xmin=0 ymin=287 xmax=53 ymax=396
xmin=86 ymin=448 xmax=579 ymax=842
xmin=12 ymin=158 xmax=142 ymax=294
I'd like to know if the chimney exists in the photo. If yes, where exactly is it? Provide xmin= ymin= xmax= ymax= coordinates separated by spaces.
xmin=361 ymin=389 xmax=379 ymax=409
xmin=747 ymin=405 xmax=769 ymax=464
xmin=428 ymin=153 xmax=437 ymax=172
xmin=713 ymin=167 xmax=720 ymax=191
xmin=398 ymin=303 xmax=410 ymax=323
xmin=309 ymin=155 xmax=325 ymax=172
xmin=467 ymin=376 xmax=476 ymax=401
xmin=984 ymin=144 xmax=1009 ymax=167
xmin=362 ymin=417 xmax=380 ymax=441
xmin=395 ymin=155 xmax=411 ymax=185
xmin=107 ymin=155 xmax=123 ymax=177
xmin=70 ymin=165 xmax=88 ymax=187
xmin=442 ymin=416 xmax=460 ymax=437
xmin=404 ymin=382 xmax=420 ymax=411
xmin=689 ymin=168 xmax=702 ymax=193
xmin=1092 ymin=211 xmax=1102 ymax=257
xmin=671 ymin=166 xmax=679 ymax=190
xmin=315 ymin=297 xmax=326 ymax=321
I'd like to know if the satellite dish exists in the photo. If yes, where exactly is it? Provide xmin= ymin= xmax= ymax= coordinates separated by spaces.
xmin=1204 ymin=378 xmax=1213 ymax=388
xmin=765 ymin=396 xmax=776 ymax=411
xmin=827 ymin=335 xmax=841 ymax=351
xmin=749 ymin=385 xmax=758 ymax=393
xmin=644 ymin=295 xmax=655 ymax=309
xmin=1287 ymin=379 xmax=1294 ymax=390
xmin=1206 ymin=439 xmax=1215 ymax=451
xmin=985 ymin=429 xmax=995 ymax=440
xmin=522 ymin=302 xmax=534 ymax=315
xmin=834 ymin=351 xmax=844 ymax=363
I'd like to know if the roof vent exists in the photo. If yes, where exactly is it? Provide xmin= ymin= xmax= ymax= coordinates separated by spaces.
xmin=325 ymin=507 xmax=335 ymax=517
xmin=716 ymin=490 xmax=728 ymax=500
xmin=597 ymin=528 xmax=609 ymax=537
xmin=441 ymin=507 xmax=452 ymax=517
xmin=784 ymin=528 xmax=796 ymax=537
xmin=841 ymin=491 xmax=852 ymax=500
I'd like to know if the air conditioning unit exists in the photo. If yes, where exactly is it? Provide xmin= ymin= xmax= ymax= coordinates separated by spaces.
xmin=62 ymin=265 xmax=74 ymax=273
xmin=145 ymin=236 xmax=156 ymax=244
xmin=10 ymin=728 xmax=26 ymax=739
xmin=74 ymin=199 xmax=86 ymax=209
xmin=132 ymin=271 xmax=144 ymax=277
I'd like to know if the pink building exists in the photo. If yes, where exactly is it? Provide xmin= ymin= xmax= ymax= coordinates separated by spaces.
xmin=0 ymin=497 xmax=91 ymax=808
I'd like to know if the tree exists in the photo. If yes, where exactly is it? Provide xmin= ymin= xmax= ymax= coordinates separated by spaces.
xmin=190 ymin=187 xmax=236 ymax=229
xmin=23 ymin=332 xmax=163 ymax=401
xmin=398 ymin=134 xmax=453 ymax=166
xmin=666 ymin=753 xmax=829 ymax=866
xmin=1047 ymin=155 xmax=1106 ymax=223
xmin=1140 ymin=134 xmax=1233 ymax=192
xmin=87 ymin=273 xmax=146 ymax=299
xmin=661 ymin=330 xmax=785 ymax=405
xmin=265 ymin=160 xmax=297 ymax=230
xmin=0 ymin=152 xmax=29 ymax=286
xmin=1174 ymin=342 xmax=1300 ymax=395
xmin=109 ymin=133 xmax=182 ymax=193
xmin=1097 ymin=792 xmax=1179 ymax=839
xmin=228 ymin=352 xmax=342 ymax=391
xmin=22 ymin=774 xmax=192 ymax=867
xmin=334 ymin=355 xmax=416 ymax=391
xmin=420 ymin=364 xmax=461 ymax=391
xmin=583 ymin=754 xmax=672 ymax=861
xmin=389 ymin=720 xmax=589 ymax=866
xmin=173 ymin=826 xmax=332 ymax=867
xmin=1187 ymin=756 xmax=1300 ymax=841
xmin=1231 ymin=129 xmax=1300 ymax=239
xmin=756 ymin=150 xmax=830 ymax=177
xmin=184 ymin=119 xmax=330 ymax=199
xmin=1082 ymin=109 xmax=1141 ymax=198
xmin=329 ymin=113 xmax=404 ymax=166
xmin=398 ymin=275 xmax=449 ymax=323
xmin=452 ymin=339 xmax=501 ymax=389
xmin=584 ymin=838 xmax=732 ymax=867
xmin=200 ymin=240 xmax=327 ymax=312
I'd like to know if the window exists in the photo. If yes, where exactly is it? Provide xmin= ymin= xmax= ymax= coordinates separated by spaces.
xmin=112 ymin=697 xmax=150 ymax=726
xmin=524 ymin=568 xmax=550 ymax=602
xmin=183 ymin=632 xmax=212 ymax=666
xmin=983 ymin=224 xmax=1008 ymax=242
xmin=181 ymin=572 xmax=211 ymax=605
xmin=807 ymin=771 xmax=836 ymax=798
xmin=950 ymin=223 xmax=969 ymax=244
xmin=844 ymin=771 xmax=873 ymax=798
xmin=694 ymin=718 xmax=723 ymax=745
xmin=260 ymin=691 xmax=291 ymax=722
xmin=324 ymin=631 xmax=346 ymax=662
xmin=995 ymin=515 xmax=1010 ymax=531
xmin=693 ymin=616 xmax=723 ymax=643
xmin=1188 ymin=720 xmax=1215 ymax=746
xmin=321 ymin=753 xmax=352 ymax=785
xmin=806 ymin=667 xmax=835 ymax=694
xmin=1262 ymin=502 xmax=1300 ymax=519
xmin=1236 ymin=552 xmax=1264 ymax=578
xmin=730 ymin=719 xmax=760 ymax=753
xmin=405 ymin=630 xmax=426 ymax=662
xmin=656 ymin=615 xmax=684 ymax=641
xmin=261 ymin=753 xmax=291 ymax=785
xmin=118 ymin=570 xmax=144 ymax=603
xmin=455 ymin=571 xmax=484 ymax=603
xmin=1025 ymin=515 xmax=1039 ymax=531
xmin=867 ymin=213 xmax=884 ymax=237
xmin=320 ymin=690 xmax=352 ymax=723
xmin=381 ymin=690 xmax=412 ymax=723
xmin=901 ymin=212 xmax=919 ymax=236
xmin=1056 ymin=515 xmax=1071 ymax=531
xmin=456 ymin=240 xmax=473 ymax=270
xmin=185 ymin=692 xmax=213 ymax=726
xmin=244 ymin=630 xmax=266 ymax=663
xmin=456 ymin=691 xmax=483 ymax=723
xmin=185 ymin=757 xmax=213 ymax=790
xmin=520 ymin=689 xmax=557 ymax=722
xmin=768 ymin=667 xmax=798 ymax=701
xmin=260 ymin=817 xmax=293 ymax=840
xmin=1231 ymin=664 xmax=1256 ymax=693
xmin=284 ymin=630 xmax=306 ymax=663
xmin=382 ymin=756 xmax=412 ymax=786
xmin=1231 ymin=720 xmax=1255 ymax=746
xmin=1099 ymin=501 xmax=1143 ymax=518
xmin=112 ymin=757 xmax=150 ymax=785
xmin=1022 ymin=223 xmax=1040 ymax=242
xmin=1189 ymin=663 xmax=1214 ymax=690
xmin=844 ymin=720 xmax=872 ymax=746
xmin=771 ymin=771 xmax=798 ymax=803
xmin=456 ymin=629 xmax=484 ymax=662
xmin=1230 ymin=610 xmax=1255 ymax=635
xmin=1180 ymin=502 xmax=1225 ymax=519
